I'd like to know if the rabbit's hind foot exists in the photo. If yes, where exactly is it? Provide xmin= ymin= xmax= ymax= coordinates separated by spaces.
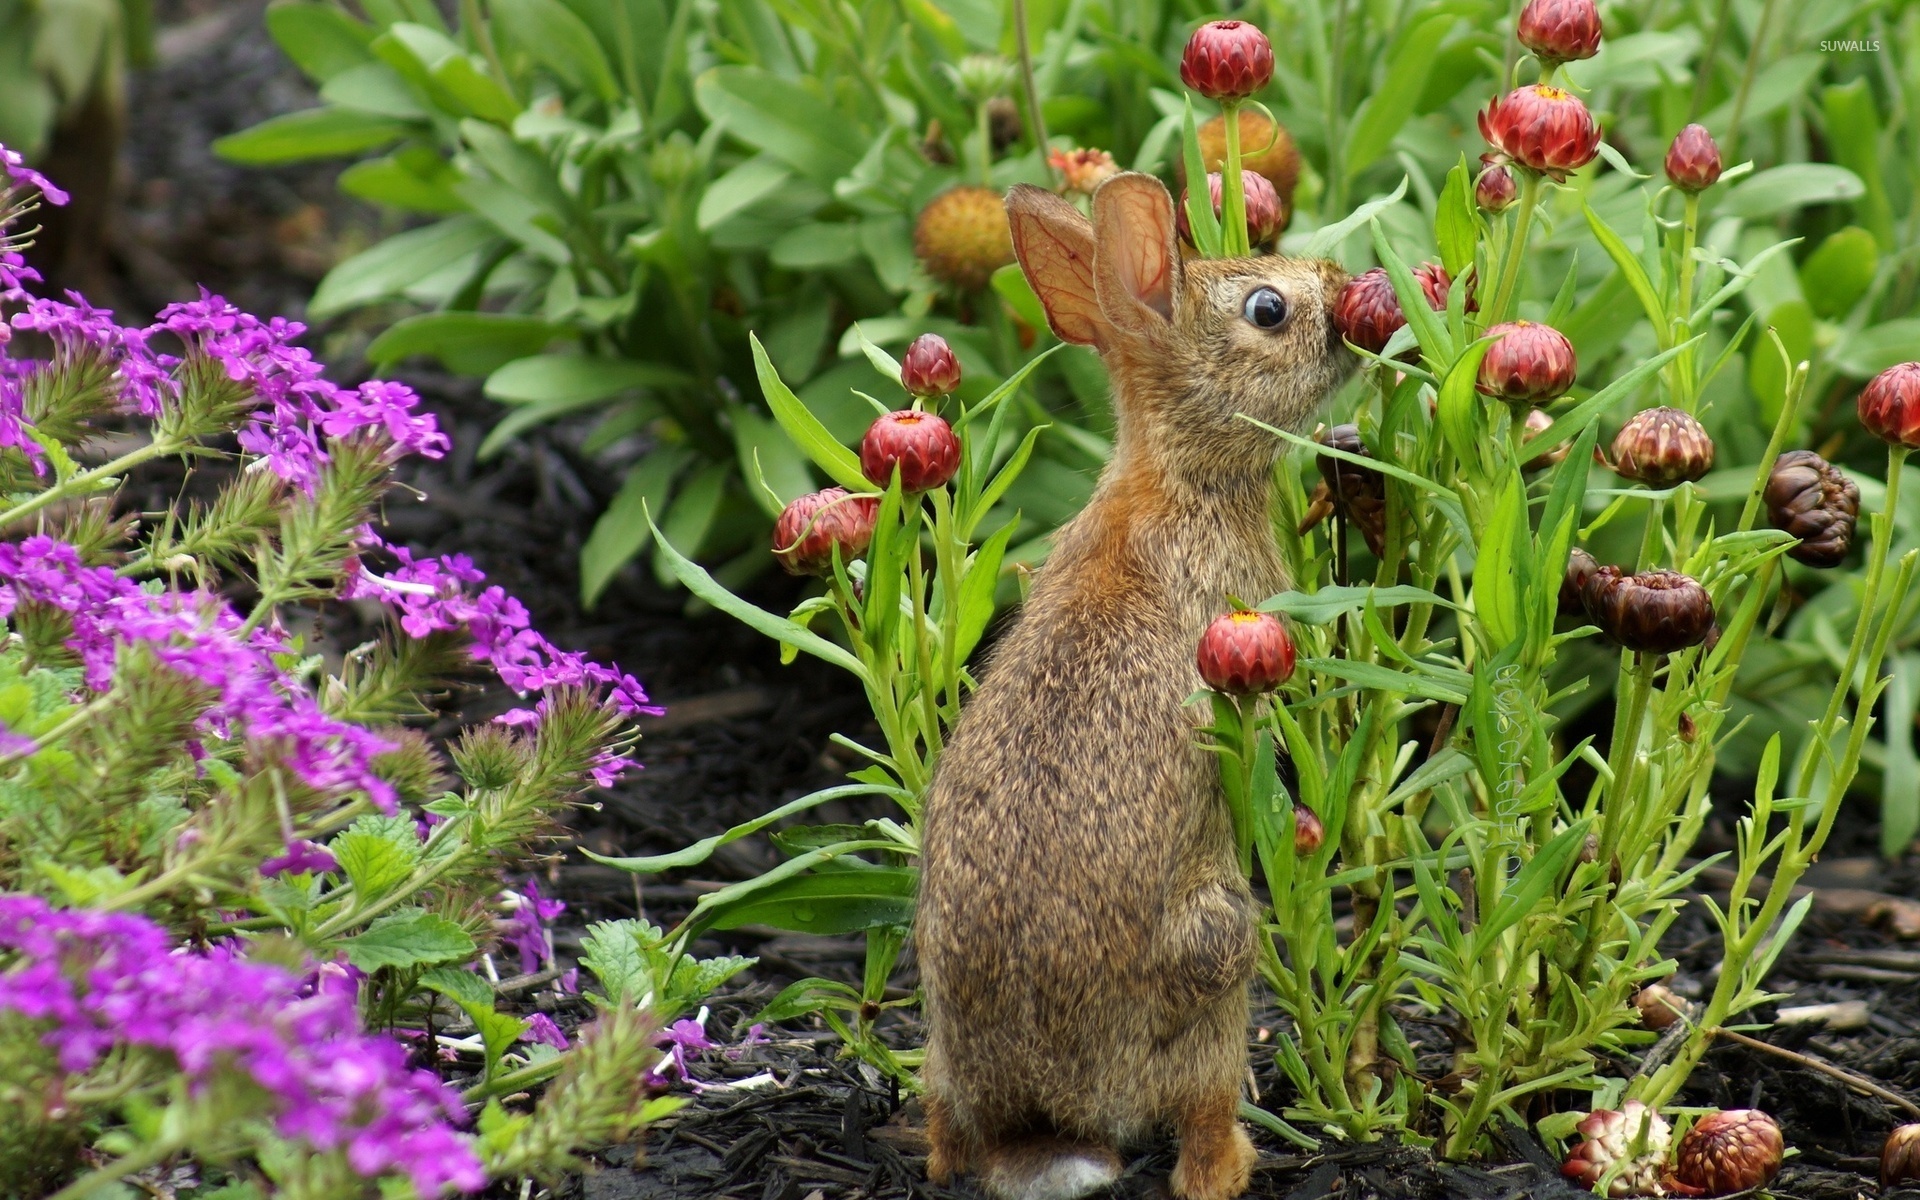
xmin=973 ymin=1135 xmax=1122 ymax=1200
xmin=1169 ymin=1091 xmax=1256 ymax=1200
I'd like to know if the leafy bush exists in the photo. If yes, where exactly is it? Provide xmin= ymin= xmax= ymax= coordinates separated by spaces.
xmin=0 ymin=153 xmax=745 ymax=1195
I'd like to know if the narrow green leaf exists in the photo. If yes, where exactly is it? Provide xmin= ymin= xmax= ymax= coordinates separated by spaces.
xmin=1581 ymin=200 xmax=1667 ymax=349
xmin=754 ymin=335 xmax=870 ymax=491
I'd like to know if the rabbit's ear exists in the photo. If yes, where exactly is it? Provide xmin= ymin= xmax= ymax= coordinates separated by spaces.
xmin=1007 ymin=185 xmax=1106 ymax=349
xmin=1092 ymin=173 xmax=1180 ymax=336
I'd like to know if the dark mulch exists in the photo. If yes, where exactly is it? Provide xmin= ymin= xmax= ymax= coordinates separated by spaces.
xmin=52 ymin=3 xmax=1920 ymax=1197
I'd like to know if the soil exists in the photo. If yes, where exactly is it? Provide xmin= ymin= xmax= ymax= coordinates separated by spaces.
xmin=37 ymin=3 xmax=1920 ymax=1197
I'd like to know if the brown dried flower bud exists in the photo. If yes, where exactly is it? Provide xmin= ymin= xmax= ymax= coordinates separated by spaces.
xmin=914 ymin=185 xmax=1014 ymax=292
xmin=1858 ymin=362 xmax=1920 ymax=449
xmin=1294 ymin=805 xmax=1325 ymax=854
xmin=1664 ymin=124 xmax=1723 ymax=194
xmin=1611 ymin=406 xmax=1715 ymax=486
xmin=1674 ymin=1110 xmax=1784 ymax=1195
xmin=1764 ymin=450 xmax=1859 ymax=568
xmin=1560 ymin=547 xmax=1599 ymax=617
xmin=1517 ymin=0 xmax=1603 ymax=65
xmin=1584 ymin=568 xmax=1715 ymax=655
xmin=1194 ymin=110 xmax=1300 ymax=220
xmin=1881 ymin=1123 xmax=1920 ymax=1187
xmin=1319 ymin=424 xmax=1387 ymax=557
xmin=1562 ymin=1102 xmax=1672 ymax=1197
xmin=1632 ymin=983 xmax=1685 ymax=1030
xmin=1197 ymin=610 xmax=1296 ymax=695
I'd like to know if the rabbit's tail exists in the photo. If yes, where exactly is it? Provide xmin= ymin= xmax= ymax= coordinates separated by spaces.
xmin=977 ymin=1136 xmax=1123 ymax=1200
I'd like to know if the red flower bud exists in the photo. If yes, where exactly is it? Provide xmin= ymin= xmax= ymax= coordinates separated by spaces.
xmin=1293 ymin=805 xmax=1325 ymax=854
xmin=1178 ymin=170 xmax=1283 ymax=248
xmin=1765 ymin=450 xmax=1859 ymax=567
xmin=1517 ymin=0 xmax=1603 ymax=65
xmin=861 ymin=410 xmax=961 ymax=493
xmin=1197 ymin=610 xmax=1295 ymax=695
xmin=1882 ymin=1124 xmax=1920 ymax=1187
xmin=1859 ymin=361 xmax=1920 ymax=449
xmin=1476 ymin=162 xmax=1518 ymax=213
xmin=1583 ymin=568 xmax=1715 ymax=655
xmin=900 ymin=333 xmax=962 ymax=398
xmin=1179 ymin=20 xmax=1274 ymax=102
xmin=772 ymin=488 xmax=879 ymax=576
xmin=1479 ymin=85 xmax=1602 ymax=178
xmin=1611 ymin=406 xmax=1715 ymax=486
xmin=1332 ymin=265 xmax=1452 ymax=357
xmin=1664 ymin=124 xmax=1723 ymax=193
xmin=1477 ymin=321 xmax=1577 ymax=403
xmin=1674 ymin=1110 xmax=1784 ymax=1195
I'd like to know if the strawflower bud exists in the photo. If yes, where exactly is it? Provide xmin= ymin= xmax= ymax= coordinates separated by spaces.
xmin=1523 ymin=407 xmax=1567 ymax=471
xmin=1664 ymin=124 xmax=1723 ymax=193
xmin=861 ymin=410 xmax=961 ymax=493
xmin=772 ymin=488 xmax=879 ymax=576
xmin=1048 ymin=147 xmax=1119 ymax=196
xmin=1517 ymin=0 xmax=1603 ymax=65
xmin=1765 ymin=450 xmax=1860 ymax=568
xmin=914 ymin=185 xmax=1014 ymax=292
xmin=1197 ymin=610 xmax=1295 ymax=695
xmin=1179 ymin=170 xmax=1282 ymax=248
xmin=1610 ymin=406 xmax=1715 ymax=486
xmin=1583 ymin=568 xmax=1715 ymax=655
xmin=1632 ymin=983 xmax=1685 ymax=1031
xmin=1560 ymin=547 xmax=1598 ymax=617
xmin=1195 ymin=110 xmax=1301 ymax=211
xmin=1319 ymin=424 xmax=1387 ymax=557
xmin=1561 ymin=1101 xmax=1673 ymax=1198
xmin=1882 ymin=1124 xmax=1920 ymax=1187
xmin=1477 ymin=321 xmax=1577 ymax=403
xmin=1480 ymin=85 xmax=1602 ymax=178
xmin=1294 ymin=805 xmax=1325 ymax=854
xmin=1180 ymin=20 xmax=1274 ymax=102
xmin=900 ymin=333 xmax=962 ymax=398
xmin=1333 ymin=266 xmax=1450 ymax=358
xmin=1476 ymin=162 xmax=1518 ymax=213
xmin=1674 ymin=1110 xmax=1784 ymax=1195
xmin=1858 ymin=361 xmax=1920 ymax=449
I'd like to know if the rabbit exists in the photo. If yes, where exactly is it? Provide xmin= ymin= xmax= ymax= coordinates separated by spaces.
xmin=915 ymin=171 xmax=1352 ymax=1200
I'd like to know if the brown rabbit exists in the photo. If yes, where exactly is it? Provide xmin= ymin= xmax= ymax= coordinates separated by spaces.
xmin=916 ymin=173 xmax=1351 ymax=1200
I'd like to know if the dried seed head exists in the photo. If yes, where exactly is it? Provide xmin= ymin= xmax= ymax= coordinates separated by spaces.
xmin=1881 ymin=1124 xmax=1920 ymax=1187
xmin=986 ymin=96 xmax=1023 ymax=151
xmin=1179 ymin=20 xmax=1275 ymax=102
xmin=1480 ymin=85 xmax=1602 ymax=178
xmin=861 ymin=411 xmax=961 ymax=494
xmin=1764 ymin=450 xmax=1860 ymax=568
xmin=1560 ymin=547 xmax=1599 ymax=617
xmin=1478 ymin=321 xmax=1578 ymax=403
xmin=1561 ymin=1101 xmax=1673 ymax=1197
xmin=1674 ymin=1110 xmax=1784 ymax=1195
xmin=1859 ymin=361 xmax=1920 ymax=449
xmin=1294 ymin=805 xmax=1325 ymax=854
xmin=899 ymin=333 xmax=962 ymax=399
xmin=914 ymin=185 xmax=1014 ymax=291
xmin=1517 ymin=0 xmax=1604 ymax=65
xmin=1197 ymin=610 xmax=1296 ymax=695
xmin=1194 ymin=110 xmax=1300 ymax=216
xmin=1319 ymin=424 xmax=1388 ymax=557
xmin=772 ymin=488 xmax=879 ymax=576
xmin=1179 ymin=170 xmax=1283 ymax=248
xmin=1611 ymin=406 xmax=1715 ymax=486
xmin=1664 ymin=124 xmax=1723 ymax=193
xmin=1632 ymin=983 xmax=1686 ymax=1031
xmin=1583 ymin=568 xmax=1716 ymax=655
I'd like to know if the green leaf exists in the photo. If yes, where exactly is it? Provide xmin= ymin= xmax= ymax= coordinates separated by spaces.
xmin=1471 ymin=465 xmax=1528 ymax=650
xmin=953 ymin=520 xmax=1017 ymax=662
xmin=580 ymin=448 xmax=690 ymax=607
xmin=1882 ymin=654 xmax=1920 ymax=857
xmin=1434 ymin=156 xmax=1476 ymax=278
xmin=491 ymin=0 xmax=619 ymax=102
xmin=265 ymin=2 xmax=376 ymax=83
xmin=694 ymin=66 xmax=867 ymax=185
xmin=1344 ymin=13 xmax=1456 ymax=180
xmin=368 ymin=312 xmax=563 ymax=375
xmin=1798 ymin=227 xmax=1878 ymax=320
xmin=1301 ymin=658 xmax=1470 ymax=705
xmin=485 ymin=353 xmax=689 ymax=405
xmin=1475 ymin=821 xmax=1589 ymax=949
xmin=578 ymin=919 xmax=655 ymax=1001
xmin=1435 ymin=336 xmax=1496 ymax=465
xmin=758 ymin=977 xmax=862 ymax=1022
xmin=1581 ymin=199 xmax=1666 ymax=348
xmin=1831 ymin=318 xmax=1920 ymax=381
xmin=1299 ymin=176 xmax=1408 ymax=259
xmin=658 ymin=462 xmax=729 ymax=563
xmin=991 ymin=263 xmax=1047 ymax=331
xmin=1260 ymin=584 xmax=1457 ymax=626
xmin=309 ymin=216 xmax=498 ymax=317
xmin=697 ymin=154 xmax=792 ymax=231
xmin=1180 ymin=98 xmax=1222 ymax=258
xmin=646 ymin=506 xmax=871 ymax=681
xmin=701 ymin=864 xmax=918 ymax=935
xmin=420 ymin=964 xmax=495 ymax=1009
xmin=732 ymin=405 xmax=817 ymax=517
xmin=320 ymin=62 xmax=429 ymax=119
xmin=1822 ymin=79 xmax=1894 ymax=250
xmin=339 ymin=148 xmax=467 ymax=213
xmin=770 ymin=222 xmax=861 ymax=270
xmin=212 ymin=107 xmax=410 ymax=165
xmin=341 ymin=909 xmax=475 ymax=972
xmin=753 ymin=334 xmax=869 ymax=491
xmin=1526 ymin=338 xmax=1694 ymax=452
xmin=331 ymin=829 xmax=416 ymax=901
xmin=1720 ymin=164 xmax=1865 ymax=220
xmin=1370 ymin=219 xmax=1451 ymax=363
xmin=582 ymin=784 xmax=891 ymax=873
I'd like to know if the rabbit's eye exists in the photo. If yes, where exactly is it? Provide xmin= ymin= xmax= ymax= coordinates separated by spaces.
xmin=1243 ymin=287 xmax=1288 ymax=329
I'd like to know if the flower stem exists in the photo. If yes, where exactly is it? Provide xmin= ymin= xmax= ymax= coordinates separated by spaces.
xmin=1724 ymin=0 xmax=1781 ymax=162
xmin=46 ymin=1140 xmax=180 ymax=1200
xmin=1011 ymin=0 xmax=1051 ymax=179
xmin=1486 ymin=172 xmax=1542 ymax=325
xmin=1673 ymin=192 xmax=1701 ymax=411
xmin=0 ymin=437 xmax=185 ymax=530
xmin=1221 ymin=100 xmax=1248 ymax=257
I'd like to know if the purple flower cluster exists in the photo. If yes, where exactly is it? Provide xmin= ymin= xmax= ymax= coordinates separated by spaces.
xmin=645 ymin=1009 xmax=719 ymax=1091
xmin=0 ymin=896 xmax=485 ymax=1194
xmin=499 ymin=877 xmax=565 ymax=975
xmin=0 ymin=536 xmax=398 ymax=811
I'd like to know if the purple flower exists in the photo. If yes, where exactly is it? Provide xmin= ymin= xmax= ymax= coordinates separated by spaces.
xmin=0 ymin=897 xmax=484 ymax=1194
xmin=644 ymin=1009 xmax=718 ymax=1090
xmin=262 ymin=839 xmax=340 ymax=877
xmin=499 ymin=878 xmax=564 ymax=975
xmin=1 ymin=144 xmax=70 ymax=206
xmin=521 ymin=1012 xmax=569 ymax=1050
xmin=0 ymin=376 xmax=44 ymax=475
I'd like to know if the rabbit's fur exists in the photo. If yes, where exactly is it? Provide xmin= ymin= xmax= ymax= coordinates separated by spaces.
xmin=916 ymin=174 xmax=1351 ymax=1200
